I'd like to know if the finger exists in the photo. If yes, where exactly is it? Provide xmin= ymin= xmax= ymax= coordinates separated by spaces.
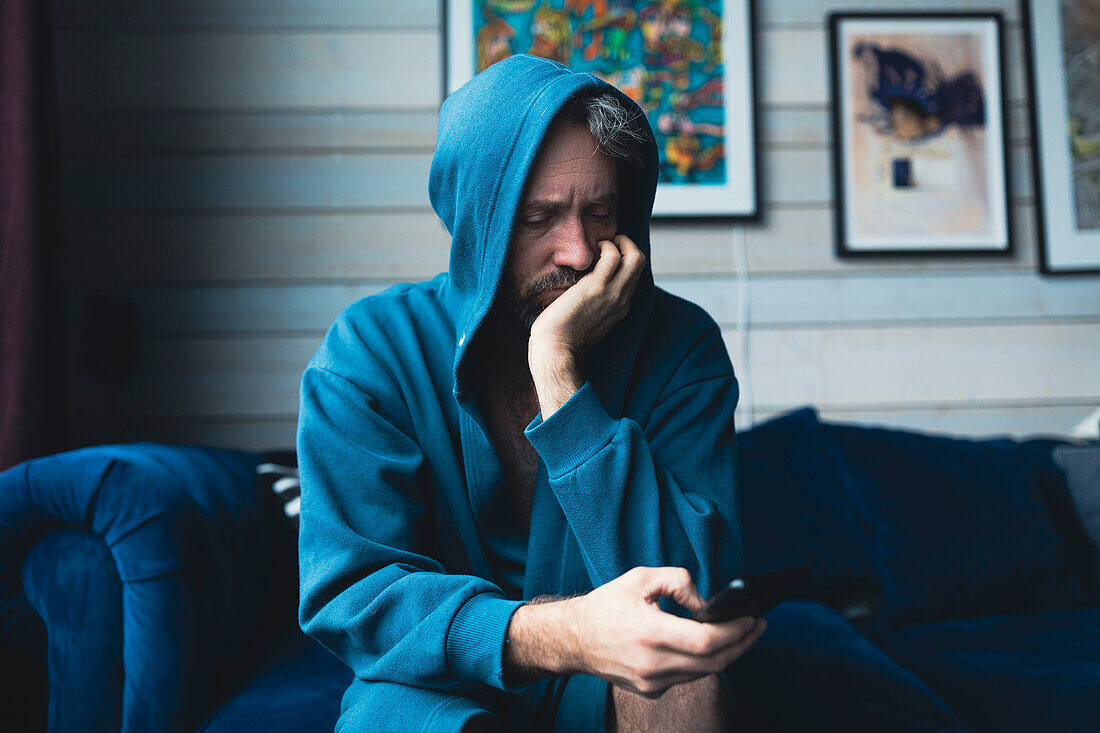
xmin=650 ymin=613 xmax=758 ymax=656
xmin=646 ymin=618 xmax=768 ymax=677
xmin=637 ymin=567 xmax=705 ymax=612
xmin=612 ymin=234 xmax=646 ymax=272
xmin=707 ymin=617 xmax=767 ymax=670
xmin=590 ymin=239 xmax=622 ymax=281
xmin=711 ymin=615 xmax=759 ymax=639
xmin=608 ymin=236 xmax=646 ymax=288
xmin=620 ymin=621 xmax=768 ymax=696
xmin=673 ymin=577 xmax=706 ymax=613
xmin=612 ymin=233 xmax=639 ymax=255
xmin=607 ymin=255 xmax=644 ymax=303
xmin=703 ymin=617 xmax=767 ymax=669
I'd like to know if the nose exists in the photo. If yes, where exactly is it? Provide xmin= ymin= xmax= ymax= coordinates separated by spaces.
xmin=551 ymin=216 xmax=597 ymax=272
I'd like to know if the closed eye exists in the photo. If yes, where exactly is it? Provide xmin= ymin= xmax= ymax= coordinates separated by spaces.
xmin=586 ymin=204 xmax=615 ymax=220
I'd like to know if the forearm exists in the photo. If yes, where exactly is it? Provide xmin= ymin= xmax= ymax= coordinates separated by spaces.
xmin=523 ymin=380 xmax=741 ymax=593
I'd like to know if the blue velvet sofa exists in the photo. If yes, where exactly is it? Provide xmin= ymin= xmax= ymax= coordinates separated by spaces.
xmin=1 ymin=408 xmax=1097 ymax=731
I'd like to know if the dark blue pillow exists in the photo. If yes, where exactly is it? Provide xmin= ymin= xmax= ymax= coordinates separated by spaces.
xmin=820 ymin=423 xmax=1083 ymax=625
xmin=737 ymin=408 xmax=879 ymax=605
xmin=728 ymin=600 xmax=968 ymax=732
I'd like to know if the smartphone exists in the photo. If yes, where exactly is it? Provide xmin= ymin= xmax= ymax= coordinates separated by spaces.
xmin=692 ymin=564 xmax=814 ymax=623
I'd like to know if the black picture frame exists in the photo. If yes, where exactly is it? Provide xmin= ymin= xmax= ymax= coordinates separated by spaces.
xmin=1023 ymin=0 xmax=1100 ymax=275
xmin=828 ymin=12 xmax=1013 ymax=258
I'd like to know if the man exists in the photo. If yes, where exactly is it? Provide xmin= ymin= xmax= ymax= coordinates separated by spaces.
xmin=297 ymin=54 xmax=762 ymax=731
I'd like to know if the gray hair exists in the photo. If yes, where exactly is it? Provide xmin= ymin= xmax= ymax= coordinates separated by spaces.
xmin=556 ymin=91 xmax=649 ymax=169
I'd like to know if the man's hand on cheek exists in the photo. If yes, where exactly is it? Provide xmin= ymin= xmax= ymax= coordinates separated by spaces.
xmin=529 ymin=233 xmax=644 ymax=356
xmin=527 ymin=234 xmax=645 ymax=417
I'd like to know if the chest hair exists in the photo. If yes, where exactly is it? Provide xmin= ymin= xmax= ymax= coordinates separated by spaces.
xmin=481 ymin=369 xmax=541 ymax=531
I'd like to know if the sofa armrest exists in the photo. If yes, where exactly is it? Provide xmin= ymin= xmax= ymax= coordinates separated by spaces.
xmin=0 ymin=443 xmax=297 ymax=732
xmin=21 ymin=528 xmax=123 ymax=731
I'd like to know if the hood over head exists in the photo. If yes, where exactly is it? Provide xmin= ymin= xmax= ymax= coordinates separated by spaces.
xmin=429 ymin=54 xmax=659 ymax=407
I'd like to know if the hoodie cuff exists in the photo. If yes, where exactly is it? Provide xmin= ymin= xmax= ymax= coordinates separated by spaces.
xmin=445 ymin=592 xmax=526 ymax=690
xmin=525 ymin=382 xmax=619 ymax=479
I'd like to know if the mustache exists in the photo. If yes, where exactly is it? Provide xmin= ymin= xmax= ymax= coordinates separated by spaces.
xmin=523 ymin=267 xmax=591 ymax=297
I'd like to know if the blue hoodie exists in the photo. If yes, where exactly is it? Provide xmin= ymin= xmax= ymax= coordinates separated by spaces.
xmin=297 ymin=54 xmax=743 ymax=731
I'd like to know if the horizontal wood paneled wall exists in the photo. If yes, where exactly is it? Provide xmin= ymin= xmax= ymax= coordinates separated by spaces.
xmin=55 ymin=0 xmax=1099 ymax=452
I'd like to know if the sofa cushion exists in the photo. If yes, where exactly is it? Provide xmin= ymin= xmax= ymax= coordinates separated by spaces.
xmin=867 ymin=605 xmax=1100 ymax=733
xmin=821 ymin=424 xmax=1083 ymax=624
xmin=736 ymin=408 xmax=880 ymax=609
xmin=728 ymin=600 xmax=968 ymax=731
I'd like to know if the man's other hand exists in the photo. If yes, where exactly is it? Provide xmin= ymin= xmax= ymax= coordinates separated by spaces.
xmin=503 ymin=566 xmax=766 ymax=697
xmin=527 ymin=234 xmax=645 ymax=417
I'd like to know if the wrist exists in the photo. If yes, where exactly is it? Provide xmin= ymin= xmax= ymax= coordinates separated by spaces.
xmin=504 ymin=597 xmax=584 ymax=678
xmin=527 ymin=340 xmax=583 ymax=417
xmin=527 ymin=333 xmax=577 ymax=370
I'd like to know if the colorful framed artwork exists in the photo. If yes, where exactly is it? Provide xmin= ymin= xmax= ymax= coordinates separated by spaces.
xmin=829 ymin=13 xmax=1012 ymax=256
xmin=1024 ymin=0 xmax=1100 ymax=275
xmin=445 ymin=0 xmax=759 ymax=218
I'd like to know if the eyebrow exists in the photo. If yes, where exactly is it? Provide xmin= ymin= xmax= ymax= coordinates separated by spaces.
xmin=520 ymin=192 xmax=618 ymax=213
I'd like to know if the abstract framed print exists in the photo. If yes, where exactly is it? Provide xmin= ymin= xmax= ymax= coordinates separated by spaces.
xmin=445 ymin=0 xmax=759 ymax=218
xmin=1025 ymin=0 xmax=1100 ymax=274
xmin=829 ymin=13 xmax=1012 ymax=256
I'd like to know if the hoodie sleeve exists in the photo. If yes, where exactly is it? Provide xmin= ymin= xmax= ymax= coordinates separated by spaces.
xmin=297 ymin=363 xmax=525 ymax=693
xmin=524 ymin=319 xmax=743 ymax=602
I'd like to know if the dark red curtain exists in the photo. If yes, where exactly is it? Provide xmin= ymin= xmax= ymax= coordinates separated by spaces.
xmin=1 ymin=0 xmax=67 ymax=471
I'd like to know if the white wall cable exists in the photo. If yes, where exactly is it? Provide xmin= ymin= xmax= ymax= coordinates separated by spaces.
xmin=732 ymin=224 xmax=754 ymax=429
